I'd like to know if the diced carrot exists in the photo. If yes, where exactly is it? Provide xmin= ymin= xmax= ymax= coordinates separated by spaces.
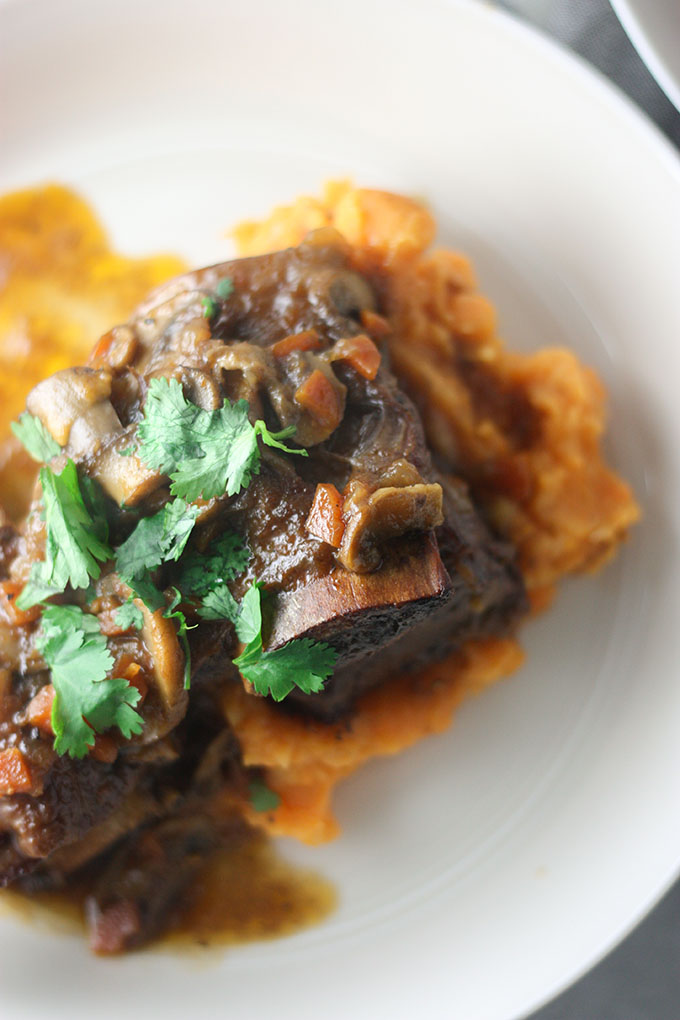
xmin=88 ymin=328 xmax=116 ymax=364
xmin=271 ymin=329 xmax=322 ymax=357
xmin=360 ymin=309 xmax=391 ymax=338
xmin=333 ymin=334 xmax=381 ymax=380
xmin=294 ymin=370 xmax=343 ymax=431
xmin=25 ymin=684 xmax=55 ymax=735
xmin=305 ymin=483 xmax=345 ymax=547
xmin=122 ymin=662 xmax=148 ymax=703
xmin=89 ymin=734 xmax=119 ymax=764
xmin=0 ymin=580 xmax=41 ymax=627
xmin=0 ymin=747 xmax=34 ymax=795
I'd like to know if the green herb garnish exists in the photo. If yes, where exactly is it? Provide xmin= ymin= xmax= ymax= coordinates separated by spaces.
xmin=135 ymin=377 xmax=307 ymax=502
xmin=36 ymin=604 xmax=143 ymax=758
xmin=201 ymin=295 xmax=218 ymax=320
xmin=115 ymin=597 xmax=144 ymax=632
xmin=164 ymin=587 xmax=195 ymax=690
xmin=232 ymin=585 xmax=337 ymax=701
xmin=18 ymin=461 xmax=113 ymax=610
xmin=196 ymin=584 xmax=240 ymax=622
xmin=114 ymin=498 xmax=200 ymax=687
xmin=216 ymin=277 xmax=234 ymax=300
xmin=176 ymin=530 xmax=249 ymax=598
xmin=11 ymin=412 xmax=61 ymax=462
xmin=248 ymin=777 xmax=281 ymax=813
xmin=115 ymin=497 xmax=199 ymax=581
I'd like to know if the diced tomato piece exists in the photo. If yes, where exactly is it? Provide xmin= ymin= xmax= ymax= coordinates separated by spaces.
xmin=305 ymin=483 xmax=345 ymax=547
xmin=360 ymin=309 xmax=391 ymax=338
xmin=25 ymin=684 xmax=55 ymax=735
xmin=271 ymin=329 xmax=321 ymax=357
xmin=294 ymin=370 xmax=343 ymax=431
xmin=0 ymin=747 xmax=34 ymax=795
xmin=0 ymin=581 xmax=41 ymax=627
xmin=333 ymin=334 xmax=381 ymax=380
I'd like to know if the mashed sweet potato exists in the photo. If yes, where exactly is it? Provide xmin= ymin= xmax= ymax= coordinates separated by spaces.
xmin=230 ymin=182 xmax=640 ymax=843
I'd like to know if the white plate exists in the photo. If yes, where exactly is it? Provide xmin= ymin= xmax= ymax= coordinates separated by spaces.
xmin=611 ymin=0 xmax=680 ymax=111
xmin=1 ymin=1 xmax=680 ymax=1017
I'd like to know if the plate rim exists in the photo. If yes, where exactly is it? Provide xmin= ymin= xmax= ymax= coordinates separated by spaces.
xmin=609 ymin=0 xmax=680 ymax=111
xmin=1 ymin=1 xmax=680 ymax=1017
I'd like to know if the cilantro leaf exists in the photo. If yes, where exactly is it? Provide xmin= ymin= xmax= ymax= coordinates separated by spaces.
xmin=17 ymin=574 xmax=64 ymax=608
xmin=197 ymin=584 xmax=240 ymax=622
xmin=116 ymin=498 xmax=199 ymax=581
xmin=115 ymin=498 xmax=198 ymax=620
xmin=234 ymin=583 xmax=264 ymax=646
xmin=36 ymin=604 xmax=143 ymax=758
xmin=135 ymin=377 xmax=306 ymax=502
xmin=79 ymin=475 xmax=111 ymax=547
xmin=115 ymin=598 xmax=144 ymax=631
xmin=232 ymin=585 xmax=336 ymax=701
xmin=11 ymin=412 xmax=61 ymax=462
xmin=236 ymin=638 xmax=336 ymax=701
xmin=165 ymin=588 xmax=195 ymax=690
xmin=254 ymin=420 xmax=298 ymax=454
xmin=248 ymin=777 xmax=281 ymax=813
xmin=17 ymin=460 xmax=113 ymax=610
xmin=125 ymin=572 xmax=166 ymax=613
xmin=176 ymin=530 xmax=249 ymax=598
xmin=201 ymin=295 xmax=217 ymax=320
xmin=216 ymin=277 xmax=234 ymax=300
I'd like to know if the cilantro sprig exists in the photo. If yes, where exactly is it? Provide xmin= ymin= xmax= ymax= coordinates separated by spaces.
xmin=177 ymin=538 xmax=336 ymax=700
xmin=116 ymin=498 xmax=199 ymax=581
xmin=114 ymin=499 xmax=200 ymax=687
xmin=231 ymin=585 xmax=337 ymax=702
xmin=115 ymin=598 xmax=144 ymax=632
xmin=248 ymin=777 xmax=281 ymax=812
xmin=36 ymin=605 xmax=143 ymax=758
xmin=136 ymin=377 xmax=307 ymax=502
xmin=18 ymin=461 xmax=113 ymax=610
xmin=11 ymin=412 xmax=61 ymax=462
xmin=175 ymin=530 xmax=249 ymax=624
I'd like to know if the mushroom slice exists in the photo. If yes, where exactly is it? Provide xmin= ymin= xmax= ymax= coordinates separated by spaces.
xmin=137 ymin=603 xmax=188 ymax=736
xmin=27 ymin=368 xmax=114 ymax=447
xmin=338 ymin=479 xmax=444 ymax=573
xmin=67 ymin=401 xmax=124 ymax=460
xmin=89 ymin=432 xmax=165 ymax=508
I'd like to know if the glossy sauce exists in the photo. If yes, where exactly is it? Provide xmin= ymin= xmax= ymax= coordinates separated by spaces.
xmin=0 ymin=183 xmax=335 ymax=951
xmin=0 ymin=830 xmax=336 ymax=953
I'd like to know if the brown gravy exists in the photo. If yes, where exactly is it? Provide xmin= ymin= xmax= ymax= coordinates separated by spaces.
xmin=0 ymin=830 xmax=336 ymax=953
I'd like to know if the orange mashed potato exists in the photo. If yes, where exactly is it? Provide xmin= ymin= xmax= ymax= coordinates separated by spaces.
xmin=0 ymin=181 xmax=639 ymax=846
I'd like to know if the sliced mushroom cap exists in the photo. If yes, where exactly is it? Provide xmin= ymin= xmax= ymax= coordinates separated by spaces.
xmin=67 ymin=401 xmax=124 ymax=460
xmin=89 ymin=432 xmax=166 ymax=508
xmin=175 ymin=367 xmax=222 ymax=411
xmin=27 ymin=368 xmax=114 ymax=447
xmin=338 ymin=478 xmax=444 ymax=573
xmin=211 ymin=342 xmax=277 ymax=411
xmin=137 ymin=603 xmax=188 ymax=739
